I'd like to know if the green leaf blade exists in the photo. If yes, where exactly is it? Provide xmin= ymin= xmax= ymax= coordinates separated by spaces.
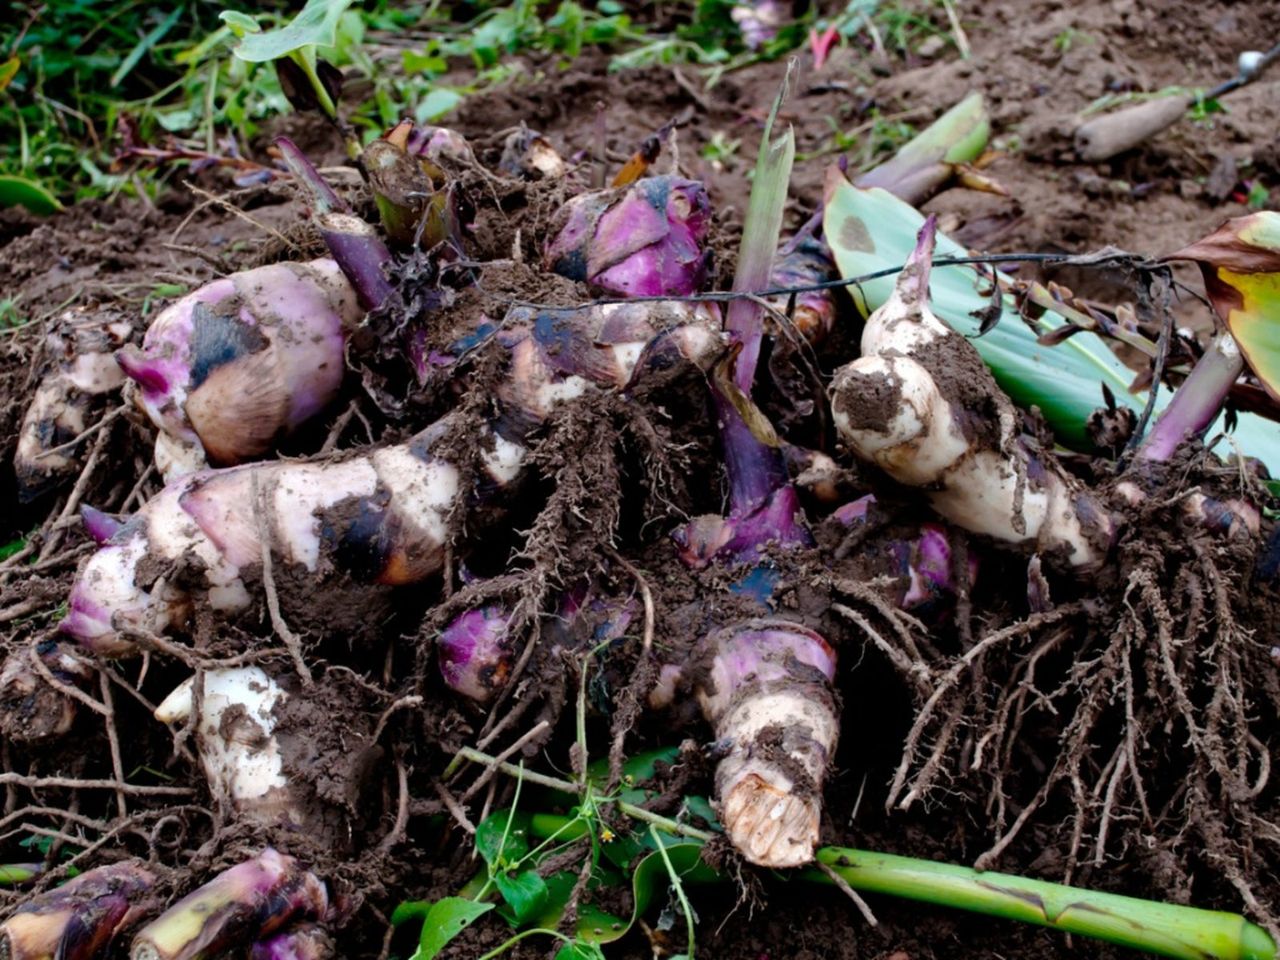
xmin=225 ymin=0 xmax=358 ymax=62
xmin=0 ymin=175 xmax=63 ymax=215
xmin=410 ymin=898 xmax=495 ymax=960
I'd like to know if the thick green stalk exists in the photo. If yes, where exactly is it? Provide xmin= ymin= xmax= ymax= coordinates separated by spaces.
xmin=809 ymin=847 xmax=1275 ymax=960
xmin=521 ymin=810 xmax=1276 ymax=960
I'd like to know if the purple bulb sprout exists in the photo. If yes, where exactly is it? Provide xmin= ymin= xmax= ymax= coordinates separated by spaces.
xmin=545 ymin=176 xmax=711 ymax=297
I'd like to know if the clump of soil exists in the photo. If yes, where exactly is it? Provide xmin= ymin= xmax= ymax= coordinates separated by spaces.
xmin=1 ymin=0 xmax=1279 ymax=957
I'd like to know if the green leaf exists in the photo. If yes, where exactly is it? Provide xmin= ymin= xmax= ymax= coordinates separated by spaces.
xmin=542 ymin=839 xmax=714 ymax=946
xmin=494 ymin=868 xmax=549 ymax=924
xmin=0 ymin=56 xmax=19 ymax=93
xmin=476 ymin=809 xmax=533 ymax=868
xmin=0 ymin=175 xmax=62 ymax=215
xmin=219 ymin=11 xmax=261 ymax=38
xmin=403 ymin=50 xmax=448 ymax=76
xmin=822 ymin=175 xmax=1280 ymax=470
xmin=415 ymin=88 xmax=463 ymax=123
xmin=409 ymin=898 xmax=495 ymax=960
xmin=223 ymin=0 xmax=358 ymax=63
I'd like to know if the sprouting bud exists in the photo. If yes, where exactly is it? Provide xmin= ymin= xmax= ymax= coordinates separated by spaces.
xmin=765 ymin=236 xmax=838 ymax=344
xmin=437 ymin=607 xmax=515 ymax=703
xmin=0 ymin=639 xmax=93 ymax=742
xmin=1 ymin=861 xmax=156 ymax=960
xmin=731 ymin=0 xmax=785 ymax=49
xmin=154 ymin=667 xmax=299 ymax=826
xmin=545 ymin=176 xmax=711 ymax=297
xmin=14 ymin=309 xmax=131 ymax=502
xmin=673 ymin=485 xmax=809 ymax=569
xmin=130 ymin=850 xmax=327 ymax=960
xmin=498 ymin=127 xmax=567 ymax=180
xmin=115 ymin=260 xmax=361 ymax=474
xmin=832 ymin=495 xmax=979 ymax=612
xmin=401 ymin=122 xmax=476 ymax=182
xmin=250 ymin=924 xmax=336 ymax=960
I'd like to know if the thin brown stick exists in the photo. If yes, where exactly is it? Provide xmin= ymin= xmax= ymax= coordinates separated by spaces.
xmin=36 ymin=422 xmax=111 ymax=563
xmin=0 ymin=598 xmax=44 ymax=625
xmin=606 ymin=546 xmax=654 ymax=654
xmin=460 ymin=720 xmax=552 ymax=801
xmin=31 ymin=406 xmax=125 ymax=462
xmin=816 ymin=860 xmax=880 ymax=926
xmin=433 ymin=781 xmax=476 ymax=835
xmin=252 ymin=473 xmax=312 ymax=685
xmin=372 ymin=695 xmax=424 ymax=743
xmin=0 ymin=774 xmax=192 ymax=795
xmin=27 ymin=643 xmax=108 ymax=717
xmin=379 ymin=758 xmax=410 ymax=852
xmin=98 ymin=671 xmax=128 ymax=820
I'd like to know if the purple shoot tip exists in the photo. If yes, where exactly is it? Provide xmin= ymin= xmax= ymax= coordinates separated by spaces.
xmin=81 ymin=505 xmax=124 ymax=545
xmin=545 ymin=176 xmax=711 ymax=298
xmin=898 ymin=213 xmax=937 ymax=307
xmin=114 ymin=348 xmax=170 ymax=398
xmin=274 ymin=137 xmax=348 ymax=215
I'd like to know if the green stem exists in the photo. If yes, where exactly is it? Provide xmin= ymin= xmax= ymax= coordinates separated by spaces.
xmin=455 ymin=748 xmax=716 ymax=843
xmin=289 ymin=49 xmax=337 ymax=122
xmin=810 ymin=848 xmax=1274 ymax=960
xmin=474 ymin=927 xmax=574 ymax=960
xmin=651 ymin=825 xmax=697 ymax=959
xmin=518 ymin=816 xmax=1274 ymax=960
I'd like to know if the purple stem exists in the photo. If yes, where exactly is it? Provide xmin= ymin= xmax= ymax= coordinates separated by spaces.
xmin=275 ymin=137 xmax=396 ymax=310
xmin=715 ymin=392 xmax=788 ymax=516
xmin=275 ymin=138 xmax=348 ymax=215
xmin=1136 ymin=332 xmax=1245 ymax=463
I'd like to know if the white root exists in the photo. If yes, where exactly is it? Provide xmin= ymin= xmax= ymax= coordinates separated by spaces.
xmin=696 ymin=620 xmax=839 ymax=868
xmin=155 ymin=668 xmax=299 ymax=826
xmin=829 ymin=219 xmax=1114 ymax=569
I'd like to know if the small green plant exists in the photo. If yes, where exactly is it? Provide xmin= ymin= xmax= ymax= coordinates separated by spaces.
xmin=699 ymin=130 xmax=741 ymax=169
xmin=0 ymin=294 xmax=26 ymax=329
xmin=1051 ymin=27 xmax=1090 ymax=54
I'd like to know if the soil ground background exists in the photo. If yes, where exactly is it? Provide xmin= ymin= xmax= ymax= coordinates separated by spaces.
xmin=1 ymin=0 xmax=1279 ymax=957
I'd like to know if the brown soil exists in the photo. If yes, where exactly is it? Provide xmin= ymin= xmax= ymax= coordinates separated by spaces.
xmin=2 ymin=0 xmax=1279 ymax=958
